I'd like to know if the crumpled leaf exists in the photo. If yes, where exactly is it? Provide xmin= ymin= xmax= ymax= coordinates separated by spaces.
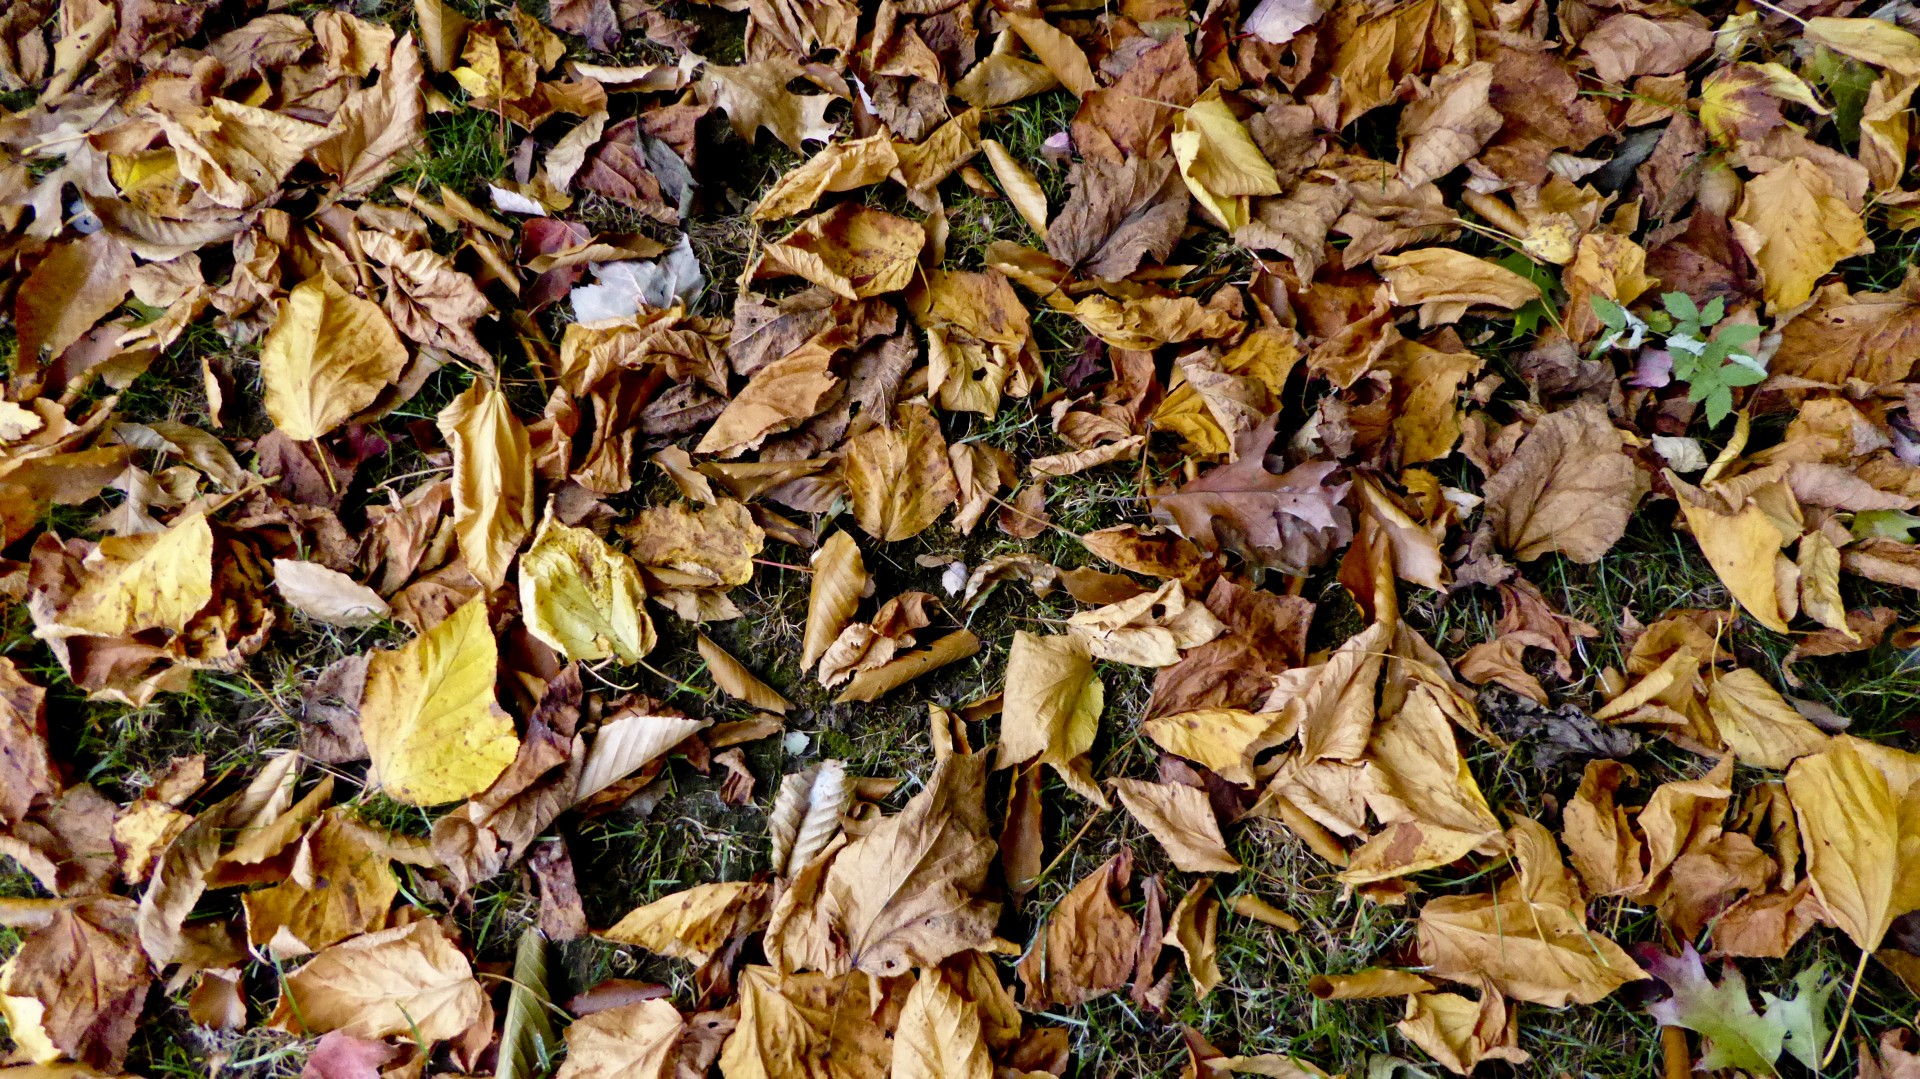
xmin=519 ymin=514 xmax=656 ymax=663
xmin=998 ymin=631 xmax=1106 ymax=807
xmin=767 ymin=760 xmax=852 ymax=877
xmin=1396 ymin=980 xmax=1529 ymax=1076
xmin=816 ymin=751 xmax=1000 ymax=976
xmin=757 ymin=202 xmax=924 ymax=300
xmin=755 ymin=133 xmax=899 ymax=220
xmin=1046 ymin=158 xmax=1190 ymax=283
xmin=260 ymin=274 xmax=409 ymax=442
xmin=0 ymin=898 xmax=149 ymax=1071
xmin=1065 ymin=580 xmax=1225 ymax=667
xmin=359 ymin=596 xmax=519 ymax=806
xmin=1376 ymin=248 xmax=1540 ymax=327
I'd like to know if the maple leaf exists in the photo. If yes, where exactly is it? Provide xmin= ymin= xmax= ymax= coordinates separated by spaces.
xmin=1640 ymin=944 xmax=1836 ymax=1076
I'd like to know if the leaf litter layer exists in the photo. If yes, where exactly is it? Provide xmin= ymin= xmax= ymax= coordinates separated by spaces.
xmin=5 ymin=0 xmax=1920 ymax=1076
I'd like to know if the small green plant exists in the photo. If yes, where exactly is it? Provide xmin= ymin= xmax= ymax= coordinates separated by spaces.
xmin=1591 ymin=292 xmax=1766 ymax=426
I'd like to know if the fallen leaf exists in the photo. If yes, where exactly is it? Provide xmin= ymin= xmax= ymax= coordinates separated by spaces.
xmin=1165 ymin=878 xmax=1222 ymax=998
xmin=1784 ymin=736 xmax=1920 ymax=953
xmin=267 ymin=920 xmax=486 ymax=1042
xmin=437 ymin=383 xmax=536 ymax=591
xmin=698 ymin=633 xmax=793 ymax=713
xmin=1705 ymin=669 xmax=1828 ymax=771
xmin=1482 ymin=403 xmax=1643 ymax=563
xmin=1017 ymin=853 xmax=1139 ymax=1008
xmin=36 ymin=511 xmax=213 ymax=639
xmin=602 ymin=881 xmax=770 ymax=965
xmin=1172 ymin=85 xmax=1283 ymax=231
xmin=1731 ymin=157 xmax=1873 ymax=312
xmin=844 ymin=402 xmax=959 ymax=541
xmin=757 ymin=202 xmax=924 ymax=300
xmin=998 ymin=632 xmax=1106 ymax=806
xmin=555 ymin=999 xmax=683 ymax=1079
xmin=519 ymin=515 xmax=656 ymax=663
xmin=699 ymin=58 xmax=840 ymax=152
xmin=359 ymin=596 xmax=519 ymax=806
xmin=1112 ymin=777 xmax=1241 ymax=873
xmin=892 ymin=971 xmax=993 ymax=1079
xmin=273 ymin=559 xmax=390 ymax=628
xmin=259 ymin=275 xmax=409 ymax=442
xmin=801 ymin=530 xmax=867 ymax=672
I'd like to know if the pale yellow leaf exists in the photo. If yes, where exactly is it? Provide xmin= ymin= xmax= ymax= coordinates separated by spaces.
xmin=998 ymin=632 xmax=1106 ymax=806
xmin=519 ymin=514 xmax=655 ymax=663
xmin=437 ymin=383 xmax=535 ymax=591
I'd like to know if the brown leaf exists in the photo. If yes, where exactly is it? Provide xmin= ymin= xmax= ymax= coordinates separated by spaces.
xmin=0 ymin=897 xmax=149 ymax=1071
xmin=1044 ymin=157 xmax=1191 ymax=283
xmin=892 ymin=971 xmax=993 ymax=1079
xmin=1482 ymin=403 xmax=1643 ymax=563
xmin=1152 ymin=418 xmax=1353 ymax=573
xmin=1376 ymin=248 xmax=1539 ymax=328
xmin=14 ymin=233 xmax=133 ymax=382
xmin=1018 ymin=853 xmax=1139 ymax=1008
xmin=833 ymin=629 xmax=982 ymax=703
xmin=1397 ymin=62 xmax=1502 ymax=187
xmin=1732 ymin=157 xmax=1874 ymax=313
xmin=1579 ymin=14 xmax=1712 ymax=84
xmin=603 ymin=881 xmax=771 ymax=965
xmin=437 ymin=384 xmax=535 ymax=590
xmin=817 ymin=751 xmax=1001 ymax=976
xmin=312 ymin=35 xmax=426 ymax=197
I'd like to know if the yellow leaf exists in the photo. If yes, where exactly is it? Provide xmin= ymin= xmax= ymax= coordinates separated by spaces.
xmin=1671 ymin=476 xmax=1795 ymax=633
xmin=754 ymin=134 xmax=899 ymax=221
xmin=1706 ymin=668 xmax=1829 ymax=771
xmin=437 ymin=383 xmax=535 ymax=591
xmin=1308 ymin=969 xmax=1438 ymax=999
xmin=998 ymin=632 xmax=1106 ymax=806
xmin=801 ymin=530 xmax=868 ymax=671
xmin=359 ymin=596 xmax=518 ymax=805
xmin=259 ymin=275 xmax=408 ymax=441
xmin=1001 ymin=12 xmax=1097 ymax=95
xmin=601 ymin=881 xmax=771 ymax=964
xmin=1112 ymin=777 xmax=1241 ymax=873
xmin=1065 ymin=579 xmax=1225 ymax=667
xmin=1141 ymin=708 xmax=1292 ymax=787
xmin=891 ymin=972 xmax=993 ymax=1079
xmin=1164 ymin=878 xmax=1222 ymax=998
xmin=1731 ymin=157 xmax=1873 ymax=312
xmin=242 ymin=807 xmax=397 ymax=957
xmin=40 ymin=512 xmax=213 ymax=639
xmin=1785 ymin=735 xmax=1920 ymax=952
xmin=518 ymin=514 xmax=655 ymax=663
xmin=1797 ymin=531 xmax=1853 ymax=636
xmin=1806 ymin=16 xmax=1920 ymax=76
xmin=756 ymin=202 xmax=924 ymax=300
xmin=982 ymin=138 xmax=1049 ymax=237
xmin=1397 ymin=982 xmax=1530 ymax=1074
xmin=1172 ymin=84 xmax=1283 ymax=231
xmin=844 ymin=402 xmax=959 ymax=542
xmin=1376 ymin=248 xmax=1542 ymax=328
